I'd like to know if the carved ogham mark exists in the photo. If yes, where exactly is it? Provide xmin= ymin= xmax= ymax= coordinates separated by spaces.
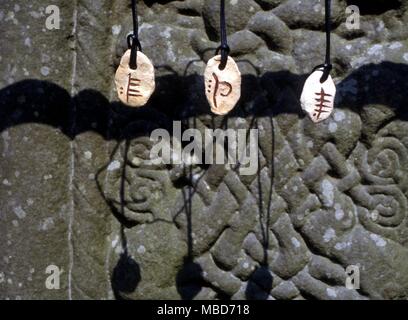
xmin=204 ymin=55 xmax=241 ymax=115
xmin=313 ymin=88 xmax=332 ymax=120
xmin=210 ymin=72 xmax=233 ymax=110
xmin=126 ymin=73 xmax=142 ymax=103
xmin=115 ymin=49 xmax=155 ymax=107
xmin=300 ymin=68 xmax=336 ymax=123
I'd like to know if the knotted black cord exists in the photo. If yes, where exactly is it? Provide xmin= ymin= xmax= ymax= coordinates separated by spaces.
xmin=216 ymin=0 xmax=230 ymax=70
xmin=127 ymin=0 xmax=142 ymax=70
xmin=320 ymin=0 xmax=332 ymax=83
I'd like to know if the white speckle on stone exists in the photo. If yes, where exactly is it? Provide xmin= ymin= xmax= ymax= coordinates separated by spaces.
xmin=40 ymin=66 xmax=49 ymax=76
xmin=313 ymin=4 xmax=322 ymax=12
xmin=27 ymin=198 xmax=34 ymax=206
xmin=43 ymin=174 xmax=53 ymax=180
xmin=39 ymin=217 xmax=54 ymax=231
xmin=24 ymin=37 xmax=31 ymax=47
xmin=335 ymin=209 xmax=344 ymax=221
xmin=30 ymin=268 xmax=35 ymax=274
xmin=160 ymin=26 xmax=172 ymax=39
xmin=243 ymin=262 xmax=249 ymax=269
xmin=12 ymin=220 xmax=19 ymax=227
xmin=2 ymin=179 xmax=11 ymax=186
xmin=2 ymin=130 xmax=10 ymax=140
xmin=14 ymin=4 xmax=20 ymax=12
xmin=403 ymin=53 xmax=408 ymax=62
xmin=367 ymin=44 xmax=383 ymax=56
xmin=334 ymin=204 xmax=344 ymax=220
xmin=370 ymin=234 xmax=386 ymax=247
xmin=291 ymin=237 xmax=301 ymax=248
xmin=131 ymin=157 xmax=142 ymax=166
xmin=0 ymin=272 xmax=4 ymax=283
xmin=7 ymin=278 xmax=12 ymax=285
xmin=371 ymin=210 xmax=379 ymax=221
xmin=112 ymin=24 xmax=121 ymax=35
xmin=323 ymin=228 xmax=336 ymax=243
xmin=321 ymin=179 xmax=334 ymax=207
xmin=84 ymin=151 xmax=92 ymax=160
xmin=107 ymin=160 xmax=121 ymax=171
xmin=137 ymin=245 xmax=146 ymax=254
xmin=41 ymin=54 xmax=50 ymax=63
xmin=376 ymin=21 xmax=384 ymax=32
xmin=326 ymin=288 xmax=337 ymax=298
xmin=111 ymin=235 xmax=119 ymax=248
xmin=5 ymin=11 xmax=18 ymax=24
xmin=333 ymin=110 xmax=345 ymax=122
xmin=230 ymin=0 xmax=238 ymax=5
xmin=389 ymin=42 xmax=402 ymax=50
xmin=328 ymin=122 xmax=338 ymax=133
xmin=13 ymin=206 xmax=27 ymax=219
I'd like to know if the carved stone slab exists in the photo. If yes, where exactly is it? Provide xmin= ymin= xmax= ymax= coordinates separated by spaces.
xmin=300 ymin=68 xmax=336 ymax=123
xmin=204 ymin=55 xmax=241 ymax=115
xmin=115 ymin=49 xmax=155 ymax=107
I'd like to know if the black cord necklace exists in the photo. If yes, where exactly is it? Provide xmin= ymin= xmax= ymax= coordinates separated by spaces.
xmin=127 ymin=0 xmax=142 ymax=70
xmin=216 ymin=0 xmax=230 ymax=71
xmin=321 ymin=0 xmax=332 ymax=83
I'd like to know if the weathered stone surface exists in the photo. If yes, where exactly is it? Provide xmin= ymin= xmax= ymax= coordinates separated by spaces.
xmin=202 ymin=0 xmax=261 ymax=40
xmin=272 ymin=0 xmax=346 ymax=30
xmin=248 ymin=11 xmax=293 ymax=54
xmin=1 ymin=0 xmax=408 ymax=301
xmin=229 ymin=30 xmax=264 ymax=57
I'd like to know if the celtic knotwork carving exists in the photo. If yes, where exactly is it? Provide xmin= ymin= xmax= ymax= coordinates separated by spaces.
xmin=100 ymin=104 xmax=408 ymax=300
xmin=351 ymin=120 xmax=408 ymax=245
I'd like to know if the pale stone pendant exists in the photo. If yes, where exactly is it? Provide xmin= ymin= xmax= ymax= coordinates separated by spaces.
xmin=300 ymin=68 xmax=336 ymax=123
xmin=204 ymin=55 xmax=241 ymax=115
xmin=115 ymin=49 xmax=155 ymax=107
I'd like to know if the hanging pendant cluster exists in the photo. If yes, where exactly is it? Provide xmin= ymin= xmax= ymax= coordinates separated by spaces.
xmin=115 ymin=0 xmax=336 ymax=122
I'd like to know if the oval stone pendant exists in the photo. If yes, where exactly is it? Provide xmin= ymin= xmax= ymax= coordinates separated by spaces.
xmin=300 ymin=68 xmax=336 ymax=123
xmin=115 ymin=49 xmax=155 ymax=107
xmin=204 ymin=55 xmax=241 ymax=115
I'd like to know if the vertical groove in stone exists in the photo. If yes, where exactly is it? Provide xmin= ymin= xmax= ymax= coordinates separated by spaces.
xmin=68 ymin=0 xmax=79 ymax=301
